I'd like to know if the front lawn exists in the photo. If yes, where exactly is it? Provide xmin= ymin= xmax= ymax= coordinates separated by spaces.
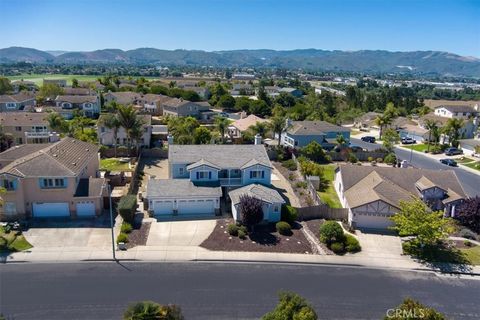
xmin=317 ymin=164 xmax=342 ymax=208
xmin=100 ymin=158 xmax=132 ymax=171
xmin=464 ymin=161 xmax=480 ymax=171
xmin=0 ymin=226 xmax=33 ymax=252
xmin=456 ymin=157 xmax=475 ymax=164
xmin=403 ymin=240 xmax=480 ymax=266
xmin=462 ymin=245 xmax=480 ymax=265
xmin=402 ymin=144 xmax=429 ymax=153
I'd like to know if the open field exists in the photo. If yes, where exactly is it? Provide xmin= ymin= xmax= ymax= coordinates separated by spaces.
xmin=6 ymin=74 xmax=163 ymax=86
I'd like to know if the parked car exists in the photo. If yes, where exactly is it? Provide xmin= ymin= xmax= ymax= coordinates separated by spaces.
xmin=440 ymin=158 xmax=458 ymax=167
xmin=361 ymin=136 xmax=376 ymax=143
xmin=401 ymin=137 xmax=416 ymax=145
xmin=444 ymin=147 xmax=463 ymax=156
xmin=350 ymin=145 xmax=365 ymax=152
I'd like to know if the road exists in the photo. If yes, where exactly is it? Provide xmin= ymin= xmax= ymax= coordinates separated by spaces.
xmin=1 ymin=262 xmax=479 ymax=320
xmin=351 ymin=138 xmax=480 ymax=196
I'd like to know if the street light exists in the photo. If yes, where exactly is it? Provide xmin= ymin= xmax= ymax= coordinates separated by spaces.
xmin=102 ymin=183 xmax=116 ymax=261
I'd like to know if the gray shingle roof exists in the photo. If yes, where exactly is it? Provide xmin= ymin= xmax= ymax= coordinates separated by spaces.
xmin=0 ymin=144 xmax=52 ymax=167
xmin=0 ymin=112 xmax=48 ymax=126
xmin=288 ymin=121 xmax=350 ymax=135
xmin=229 ymin=184 xmax=285 ymax=205
xmin=0 ymin=93 xmax=35 ymax=103
xmin=437 ymin=105 xmax=477 ymax=113
xmin=168 ymin=145 xmax=271 ymax=169
xmin=55 ymin=95 xmax=97 ymax=104
xmin=146 ymin=179 xmax=222 ymax=198
xmin=186 ymin=159 xmax=221 ymax=171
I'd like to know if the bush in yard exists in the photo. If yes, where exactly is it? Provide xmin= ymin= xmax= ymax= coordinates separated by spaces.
xmin=117 ymin=194 xmax=137 ymax=224
xmin=262 ymin=291 xmax=317 ymax=320
xmin=282 ymin=159 xmax=297 ymax=171
xmin=384 ymin=298 xmax=446 ymax=320
xmin=238 ymin=229 xmax=247 ymax=239
xmin=344 ymin=234 xmax=361 ymax=253
xmin=123 ymin=301 xmax=184 ymax=320
xmin=330 ymin=241 xmax=345 ymax=254
xmin=455 ymin=196 xmax=480 ymax=234
xmin=348 ymin=153 xmax=358 ymax=163
xmin=367 ymin=156 xmax=373 ymax=162
xmin=117 ymin=232 xmax=129 ymax=244
xmin=239 ymin=195 xmax=264 ymax=231
xmin=319 ymin=221 xmax=344 ymax=245
xmin=458 ymin=228 xmax=478 ymax=240
xmin=121 ymin=222 xmax=133 ymax=234
xmin=384 ymin=153 xmax=397 ymax=165
xmin=0 ymin=237 xmax=7 ymax=251
xmin=300 ymin=141 xmax=328 ymax=163
xmin=276 ymin=221 xmax=292 ymax=236
xmin=281 ymin=205 xmax=298 ymax=224
xmin=227 ymin=224 xmax=239 ymax=236
xmin=376 ymin=157 xmax=383 ymax=163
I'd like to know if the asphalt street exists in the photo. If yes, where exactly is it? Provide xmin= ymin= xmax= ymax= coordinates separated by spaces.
xmin=351 ymin=138 xmax=480 ymax=197
xmin=1 ymin=262 xmax=479 ymax=320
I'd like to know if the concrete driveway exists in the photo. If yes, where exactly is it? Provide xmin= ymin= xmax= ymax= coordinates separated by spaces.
xmin=23 ymin=227 xmax=112 ymax=249
xmin=142 ymin=158 xmax=169 ymax=180
xmin=354 ymin=230 xmax=404 ymax=260
xmin=146 ymin=219 xmax=216 ymax=246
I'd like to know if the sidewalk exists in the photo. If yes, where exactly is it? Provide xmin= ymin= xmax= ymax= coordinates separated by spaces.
xmin=4 ymin=244 xmax=480 ymax=275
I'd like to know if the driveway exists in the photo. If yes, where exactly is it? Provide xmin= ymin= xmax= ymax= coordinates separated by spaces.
xmin=354 ymin=230 xmax=404 ymax=260
xmin=146 ymin=219 xmax=216 ymax=246
xmin=23 ymin=227 xmax=112 ymax=249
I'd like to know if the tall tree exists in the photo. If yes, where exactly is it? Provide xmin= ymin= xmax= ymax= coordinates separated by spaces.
xmin=0 ymin=77 xmax=12 ymax=95
xmin=263 ymin=291 xmax=317 ymax=320
xmin=193 ymin=127 xmax=212 ymax=144
xmin=214 ymin=116 xmax=230 ymax=143
xmin=444 ymin=118 xmax=464 ymax=147
xmin=455 ymin=196 xmax=480 ymax=233
xmin=101 ymin=113 xmax=121 ymax=157
xmin=239 ymin=195 xmax=264 ymax=231
xmin=45 ymin=112 xmax=67 ymax=133
xmin=249 ymin=121 xmax=268 ymax=138
xmin=269 ymin=115 xmax=286 ymax=146
xmin=117 ymin=105 xmax=141 ymax=154
xmin=423 ymin=119 xmax=438 ymax=152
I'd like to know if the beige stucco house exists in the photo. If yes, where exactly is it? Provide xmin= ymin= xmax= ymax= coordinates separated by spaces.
xmin=0 ymin=112 xmax=59 ymax=145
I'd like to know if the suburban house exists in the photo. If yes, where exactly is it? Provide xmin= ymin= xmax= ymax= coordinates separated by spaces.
xmin=43 ymin=79 xmax=67 ymax=87
xmin=459 ymin=138 xmax=480 ymax=156
xmin=97 ymin=114 xmax=152 ymax=147
xmin=103 ymin=92 xmax=172 ymax=115
xmin=230 ymin=83 xmax=255 ymax=96
xmin=162 ymin=98 xmax=211 ymax=118
xmin=0 ymin=112 xmax=59 ymax=145
xmin=280 ymin=120 xmax=351 ymax=149
xmin=55 ymin=95 xmax=100 ymax=117
xmin=256 ymin=86 xmax=303 ymax=98
xmin=11 ymin=80 xmax=38 ymax=93
xmin=227 ymin=114 xmax=269 ymax=139
xmin=63 ymin=87 xmax=95 ymax=96
xmin=146 ymin=142 xmax=284 ymax=222
xmin=0 ymin=138 xmax=106 ymax=220
xmin=434 ymin=104 xmax=479 ymax=119
xmin=278 ymin=87 xmax=303 ymax=98
xmin=334 ymin=165 xmax=466 ymax=230
xmin=104 ymin=91 xmax=140 ymax=106
xmin=0 ymin=93 xmax=36 ymax=112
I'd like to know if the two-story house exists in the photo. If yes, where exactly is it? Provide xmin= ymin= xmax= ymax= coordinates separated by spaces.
xmin=97 ymin=114 xmax=152 ymax=147
xmin=334 ymin=165 xmax=466 ymax=230
xmin=162 ymin=98 xmax=211 ymax=118
xmin=11 ymin=80 xmax=38 ymax=93
xmin=434 ymin=105 xmax=479 ymax=119
xmin=280 ymin=120 xmax=351 ymax=149
xmin=0 ymin=112 xmax=60 ymax=145
xmin=55 ymin=95 xmax=100 ymax=118
xmin=0 ymin=93 xmax=36 ymax=112
xmin=0 ymin=138 xmax=106 ymax=220
xmin=146 ymin=141 xmax=284 ymax=222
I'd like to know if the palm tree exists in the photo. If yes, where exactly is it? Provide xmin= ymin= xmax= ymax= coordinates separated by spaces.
xmin=444 ymin=118 xmax=464 ymax=146
xmin=423 ymin=119 xmax=438 ymax=152
xmin=336 ymin=134 xmax=347 ymax=146
xmin=129 ymin=124 xmax=144 ymax=156
xmin=117 ymin=105 xmax=140 ymax=155
xmin=101 ymin=113 xmax=121 ymax=157
xmin=214 ymin=116 xmax=231 ymax=143
xmin=249 ymin=121 xmax=268 ymax=138
xmin=45 ymin=112 xmax=65 ymax=133
xmin=269 ymin=115 xmax=287 ymax=146
xmin=374 ymin=114 xmax=392 ymax=140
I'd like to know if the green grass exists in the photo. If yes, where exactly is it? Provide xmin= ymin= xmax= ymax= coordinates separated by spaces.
xmin=317 ymin=164 xmax=342 ymax=208
xmin=464 ymin=161 xmax=480 ymax=171
xmin=456 ymin=157 xmax=475 ymax=164
xmin=402 ymin=144 xmax=429 ymax=152
xmin=461 ymin=246 xmax=480 ymax=265
xmin=100 ymin=158 xmax=132 ymax=171
xmin=0 ymin=226 xmax=33 ymax=252
xmin=6 ymin=74 xmax=165 ymax=86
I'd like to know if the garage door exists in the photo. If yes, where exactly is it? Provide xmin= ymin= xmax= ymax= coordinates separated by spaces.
xmin=33 ymin=202 xmax=70 ymax=217
xmin=153 ymin=200 xmax=174 ymax=215
xmin=354 ymin=213 xmax=394 ymax=230
xmin=177 ymin=199 xmax=215 ymax=215
xmin=76 ymin=201 xmax=95 ymax=217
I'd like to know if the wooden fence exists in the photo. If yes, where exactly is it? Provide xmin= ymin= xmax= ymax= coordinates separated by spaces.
xmin=297 ymin=205 xmax=349 ymax=221
xmin=141 ymin=148 xmax=168 ymax=158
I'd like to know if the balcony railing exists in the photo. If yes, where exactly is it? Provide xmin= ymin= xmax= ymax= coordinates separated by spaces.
xmin=219 ymin=178 xmax=242 ymax=186
xmin=25 ymin=131 xmax=50 ymax=138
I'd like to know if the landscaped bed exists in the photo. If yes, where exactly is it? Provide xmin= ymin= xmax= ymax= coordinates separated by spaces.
xmin=0 ymin=226 xmax=33 ymax=252
xmin=100 ymin=158 xmax=133 ymax=172
xmin=125 ymin=222 xmax=152 ymax=249
xmin=200 ymin=219 xmax=313 ymax=254
xmin=274 ymin=162 xmax=312 ymax=207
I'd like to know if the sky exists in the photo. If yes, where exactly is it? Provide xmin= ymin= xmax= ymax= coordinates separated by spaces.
xmin=1 ymin=0 xmax=479 ymax=57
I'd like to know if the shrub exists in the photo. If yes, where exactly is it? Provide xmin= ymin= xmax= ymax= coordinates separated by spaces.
xmin=464 ymin=240 xmax=473 ymax=247
xmin=117 ymin=194 xmax=137 ymax=224
xmin=344 ymin=234 xmax=361 ymax=253
xmin=367 ymin=156 xmax=373 ymax=162
xmin=376 ymin=157 xmax=383 ymax=163
xmin=348 ymin=153 xmax=358 ymax=163
xmin=227 ymin=224 xmax=239 ymax=236
xmin=121 ymin=222 xmax=133 ymax=234
xmin=295 ymin=181 xmax=307 ymax=189
xmin=371 ymin=161 xmax=377 ymax=166
xmin=123 ymin=301 xmax=184 ymax=320
xmin=430 ymin=145 xmax=443 ymax=154
xmin=276 ymin=221 xmax=292 ymax=235
xmin=288 ymin=173 xmax=295 ymax=181
xmin=281 ymin=205 xmax=298 ymax=224
xmin=282 ymin=159 xmax=297 ymax=171
xmin=117 ymin=232 xmax=129 ymax=244
xmin=384 ymin=153 xmax=397 ymax=165
xmin=262 ymin=291 xmax=317 ymax=320
xmin=330 ymin=242 xmax=345 ymax=254
xmin=458 ymin=228 xmax=478 ymax=240
xmin=0 ymin=237 xmax=7 ymax=251
xmin=319 ymin=221 xmax=344 ymax=245
xmin=238 ymin=229 xmax=247 ymax=239
xmin=239 ymin=195 xmax=264 ymax=229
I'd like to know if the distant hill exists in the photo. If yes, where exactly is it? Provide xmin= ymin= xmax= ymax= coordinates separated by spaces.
xmin=1 ymin=46 xmax=479 ymax=77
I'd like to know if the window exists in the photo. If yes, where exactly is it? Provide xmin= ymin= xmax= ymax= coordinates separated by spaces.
xmin=15 ymin=126 xmax=22 ymax=131
xmin=250 ymin=170 xmax=265 ymax=179
xmin=2 ymin=180 xmax=15 ymax=191
xmin=274 ymin=206 xmax=279 ymax=212
xmin=179 ymin=167 xmax=184 ymax=175
xmin=196 ymin=171 xmax=212 ymax=180
xmin=4 ymin=202 xmax=16 ymax=215
xmin=41 ymin=178 xmax=66 ymax=188
xmin=101 ymin=127 xmax=105 ymax=133
xmin=6 ymin=103 xmax=16 ymax=109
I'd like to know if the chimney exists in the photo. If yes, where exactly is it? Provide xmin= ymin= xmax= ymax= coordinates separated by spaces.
xmin=167 ymin=134 xmax=174 ymax=145
xmin=254 ymin=134 xmax=262 ymax=145
xmin=285 ymin=118 xmax=292 ymax=128
xmin=240 ymin=111 xmax=247 ymax=119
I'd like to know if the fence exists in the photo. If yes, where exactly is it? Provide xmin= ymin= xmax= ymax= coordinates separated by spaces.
xmin=127 ymin=153 xmax=142 ymax=195
xmin=327 ymin=151 xmax=387 ymax=162
xmin=141 ymin=148 xmax=168 ymax=158
xmin=297 ymin=205 xmax=349 ymax=221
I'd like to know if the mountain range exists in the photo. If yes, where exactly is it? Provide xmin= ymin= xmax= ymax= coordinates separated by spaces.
xmin=1 ymin=46 xmax=479 ymax=77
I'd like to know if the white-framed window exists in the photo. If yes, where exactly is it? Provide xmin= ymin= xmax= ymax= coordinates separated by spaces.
xmin=196 ymin=171 xmax=211 ymax=180
xmin=6 ymin=103 xmax=17 ymax=109
xmin=250 ymin=170 xmax=264 ymax=179
xmin=179 ymin=167 xmax=184 ymax=175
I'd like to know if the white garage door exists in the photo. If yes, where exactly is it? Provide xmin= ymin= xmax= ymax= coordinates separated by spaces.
xmin=177 ymin=199 xmax=215 ymax=215
xmin=76 ymin=201 xmax=95 ymax=217
xmin=354 ymin=213 xmax=394 ymax=230
xmin=33 ymin=202 xmax=70 ymax=217
xmin=153 ymin=200 xmax=174 ymax=215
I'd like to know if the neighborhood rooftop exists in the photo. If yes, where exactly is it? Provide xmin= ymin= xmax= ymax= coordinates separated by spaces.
xmin=288 ymin=120 xmax=350 ymax=135
xmin=146 ymin=179 xmax=222 ymax=198
xmin=55 ymin=95 xmax=98 ymax=103
xmin=168 ymin=144 xmax=271 ymax=168
xmin=437 ymin=105 xmax=477 ymax=113
xmin=229 ymin=184 xmax=285 ymax=205
xmin=0 ymin=92 xmax=35 ymax=103
xmin=0 ymin=112 xmax=48 ymax=126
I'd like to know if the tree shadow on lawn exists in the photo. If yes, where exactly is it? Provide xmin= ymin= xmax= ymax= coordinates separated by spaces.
xmin=407 ymin=242 xmax=473 ymax=274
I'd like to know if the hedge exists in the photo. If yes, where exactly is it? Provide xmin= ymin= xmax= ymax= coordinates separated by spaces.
xmin=117 ymin=194 xmax=137 ymax=224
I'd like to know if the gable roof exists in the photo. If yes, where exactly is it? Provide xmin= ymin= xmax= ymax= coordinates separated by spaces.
xmin=146 ymin=179 xmax=222 ymax=198
xmin=169 ymin=144 xmax=271 ymax=169
xmin=186 ymin=159 xmax=221 ymax=171
xmin=162 ymin=98 xmax=192 ymax=109
xmin=55 ymin=95 xmax=97 ymax=104
xmin=0 ymin=112 xmax=49 ymax=126
xmin=229 ymin=184 xmax=285 ymax=205
xmin=63 ymin=87 xmax=93 ymax=95
xmin=0 ymin=138 xmax=99 ymax=178
xmin=0 ymin=144 xmax=52 ymax=167
xmin=339 ymin=165 xmax=466 ymax=209
xmin=0 ymin=93 xmax=35 ymax=103
xmin=287 ymin=121 xmax=350 ymax=136
xmin=436 ymin=105 xmax=477 ymax=113
xmin=231 ymin=115 xmax=269 ymax=132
